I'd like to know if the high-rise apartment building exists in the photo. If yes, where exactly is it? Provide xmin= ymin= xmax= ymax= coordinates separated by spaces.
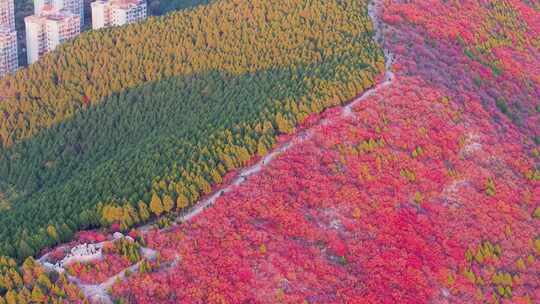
xmin=91 ymin=0 xmax=147 ymax=30
xmin=0 ymin=0 xmax=15 ymax=31
xmin=34 ymin=0 xmax=84 ymax=26
xmin=25 ymin=8 xmax=80 ymax=64
xmin=0 ymin=26 xmax=17 ymax=77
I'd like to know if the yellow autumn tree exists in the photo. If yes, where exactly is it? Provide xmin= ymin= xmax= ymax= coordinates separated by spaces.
xmin=162 ymin=195 xmax=174 ymax=213
xmin=176 ymin=194 xmax=190 ymax=210
xmin=149 ymin=194 xmax=164 ymax=217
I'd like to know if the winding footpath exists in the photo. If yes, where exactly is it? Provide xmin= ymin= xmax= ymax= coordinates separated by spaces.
xmin=38 ymin=237 xmax=158 ymax=304
xmin=37 ymin=1 xmax=395 ymax=303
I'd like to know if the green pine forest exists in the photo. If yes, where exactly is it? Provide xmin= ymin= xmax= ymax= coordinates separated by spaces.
xmin=0 ymin=0 xmax=383 ymax=261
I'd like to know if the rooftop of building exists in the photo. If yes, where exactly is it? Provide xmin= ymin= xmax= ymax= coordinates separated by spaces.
xmin=92 ymin=0 xmax=145 ymax=9
xmin=25 ymin=8 xmax=80 ymax=24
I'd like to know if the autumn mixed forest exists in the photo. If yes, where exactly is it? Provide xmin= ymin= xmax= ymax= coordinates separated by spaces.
xmin=1 ymin=0 xmax=540 ymax=303
xmin=0 ymin=0 xmax=382 ymax=261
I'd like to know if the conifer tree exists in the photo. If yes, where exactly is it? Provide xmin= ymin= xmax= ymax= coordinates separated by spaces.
xmin=4 ymin=290 xmax=16 ymax=304
xmin=46 ymin=225 xmax=59 ymax=243
xmin=17 ymin=287 xmax=30 ymax=304
xmin=137 ymin=201 xmax=150 ymax=222
xmin=30 ymin=286 xmax=46 ymax=303
xmin=150 ymin=193 xmax=164 ymax=216
xmin=37 ymin=273 xmax=52 ymax=291
xmin=257 ymin=140 xmax=268 ymax=157
xmin=17 ymin=242 xmax=34 ymax=263
xmin=176 ymin=194 xmax=189 ymax=210
xmin=210 ymin=169 xmax=223 ymax=184
xmin=275 ymin=113 xmax=294 ymax=134
xmin=162 ymin=195 xmax=174 ymax=213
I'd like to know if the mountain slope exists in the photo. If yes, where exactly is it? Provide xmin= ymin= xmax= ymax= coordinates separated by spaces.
xmin=1 ymin=0 xmax=539 ymax=303
xmin=0 ymin=0 xmax=382 ymax=262
xmin=105 ymin=0 xmax=540 ymax=303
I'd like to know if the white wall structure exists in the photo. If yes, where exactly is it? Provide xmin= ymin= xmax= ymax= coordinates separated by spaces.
xmin=34 ymin=0 xmax=84 ymax=26
xmin=91 ymin=1 xmax=106 ymax=29
xmin=91 ymin=0 xmax=146 ymax=30
xmin=25 ymin=9 xmax=80 ymax=64
xmin=0 ymin=0 xmax=15 ymax=31
xmin=0 ymin=27 xmax=17 ymax=77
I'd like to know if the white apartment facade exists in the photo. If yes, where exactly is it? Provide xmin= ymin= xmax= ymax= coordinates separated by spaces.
xmin=25 ymin=9 xmax=80 ymax=64
xmin=0 ymin=26 xmax=17 ymax=77
xmin=34 ymin=0 xmax=84 ymax=26
xmin=0 ymin=0 xmax=15 ymax=31
xmin=91 ymin=0 xmax=147 ymax=30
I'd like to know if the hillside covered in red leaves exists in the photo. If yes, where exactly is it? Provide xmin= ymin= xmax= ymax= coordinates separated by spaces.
xmin=107 ymin=1 xmax=540 ymax=303
xmin=8 ymin=0 xmax=540 ymax=303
